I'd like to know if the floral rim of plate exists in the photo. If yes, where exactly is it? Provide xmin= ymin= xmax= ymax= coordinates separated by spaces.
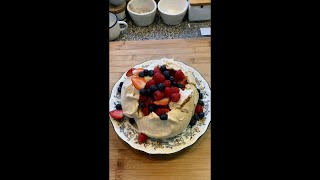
xmin=109 ymin=59 xmax=211 ymax=154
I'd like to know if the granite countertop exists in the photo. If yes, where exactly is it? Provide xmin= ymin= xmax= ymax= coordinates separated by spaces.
xmin=114 ymin=12 xmax=211 ymax=41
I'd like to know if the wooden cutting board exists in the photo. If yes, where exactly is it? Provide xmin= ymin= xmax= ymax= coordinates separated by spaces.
xmin=109 ymin=38 xmax=211 ymax=180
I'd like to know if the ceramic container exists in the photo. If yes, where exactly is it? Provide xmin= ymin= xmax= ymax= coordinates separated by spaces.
xmin=158 ymin=0 xmax=188 ymax=25
xmin=109 ymin=12 xmax=128 ymax=41
xmin=127 ymin=0 xmax=157 ymax=26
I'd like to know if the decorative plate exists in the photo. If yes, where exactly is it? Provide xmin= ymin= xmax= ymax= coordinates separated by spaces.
xmin=109 ymin=59 xmax=211 ymax=154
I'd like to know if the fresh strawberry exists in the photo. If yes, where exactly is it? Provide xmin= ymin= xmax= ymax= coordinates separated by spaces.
xmin=174 ymin=70 xmax=185 ymax=81
xmin=126 ymin=68 xmax=144 ymax=77
xmin=171 ymin=86 xmax=180 ymax=93
xmin=153 ymin=72 xmax=165 ymax=84
xmin=141 ymin=106 xmax=150 ymax=116
xmin=195 ymin=105 xmax=204 ymax=113
xmin=145 ymin=79 xmax=156 ymax=89
xmin=138 ymin=133 xmax=148 ymax=144
xmin=171 ymin=93 xmax=181 ymax=102
xmin=163 ymin=80 xmax=171 ymax=87
xmin=154 ymin=107 xmax=170 ymax=116
xmin=139 ymin=95 xmax=148 ymax=102
xmin=131 ymin=77 xmax=146 ymax=90
xmin=153 ymin=90 xmax=164 ymax=101
xmin=109 ymin=110 xmax=123 ymax=121
xmin=164 ymin=87 xmax=173 ymax=97
xmin=153 ymin=98 xmax=170 ymax=106
xmin=154 ymin=67 xmax=161 ymax=74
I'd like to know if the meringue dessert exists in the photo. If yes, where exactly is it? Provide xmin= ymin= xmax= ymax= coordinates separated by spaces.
xmin=110 ymin=58 xmax=205 ymax=142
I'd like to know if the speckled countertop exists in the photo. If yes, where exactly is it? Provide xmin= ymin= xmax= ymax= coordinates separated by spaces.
xmin=114 ymin=12 xmax=211 ymax=41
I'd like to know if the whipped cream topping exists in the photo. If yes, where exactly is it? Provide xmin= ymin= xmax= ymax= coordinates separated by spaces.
xmin=121 ymin=58 xmax=199 ymax=139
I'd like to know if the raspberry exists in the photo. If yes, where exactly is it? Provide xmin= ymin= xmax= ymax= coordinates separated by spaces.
xmin=171 ymin=86 xmax=180 ymax=93
xmin=163 ymin=80 xmax=171 ymax=87
xmin=153 ymin=90 xmax=164 ymax=101
xmin=141 ymin=106 xmax=150 ymax=116
xmin=155 ymin=107 xmax=170 ymax=116
xmin=195 ymin=105 xmax=204 ymax=113
xmin=164 ymin=87 xmax=173 ymax=97
xmin=154 ymin=67 xmax=161 ymax=74
xmin=169 ymin=69 xmax=176 ymax=76
xmin=138 ymin=133 xmax=148 ymax=144
xmin=139 ymin=95 xmax=148 ymax=102
xmin=174 ymin=70 xmax=185 ymax=81
xmin=153 ymin=72 xmax=165 ymax=84
xmin=145 ymin=98 xmax=153 ymax=106
xmin=171 ymin=93 xmax=181 ymax=102
xmin=145 ymin=79 xmax=156 ymax=89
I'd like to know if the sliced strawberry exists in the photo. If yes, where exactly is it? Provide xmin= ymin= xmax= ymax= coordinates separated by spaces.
xmin=131 ymin=77 xmax=146 ymax=90
xmin=195 ymin=105 xmax=204 ymax=113
xmin=154 ymin=107 xmax=170 ymax=116
xmin=126 ymin=68 xmax=145 ymax=77
xmin=153 ymin=97 xmax=170 ymax=106
xmin=138 ymin=133 xmax=148 ymax=144
xmin=109 ymin=110 xmax=123 ymax=121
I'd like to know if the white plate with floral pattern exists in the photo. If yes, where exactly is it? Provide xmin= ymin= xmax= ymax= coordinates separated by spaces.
xmin=109 ymin=59 xmax=211 ymax=154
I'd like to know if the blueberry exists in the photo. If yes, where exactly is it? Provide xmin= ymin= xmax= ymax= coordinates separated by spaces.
xmin=199 ymin=93 xmax=203 ymax=99
xmin=198 ymin=100 xmax=204 ymax=106
xmin=177 ymin=83 xmax=183 ymax=89
xmin=157 ymin=83 xmax=165 ymax=91
xmin=117 ymin=86 xmax=122 ymax=93
xmin=129 ymin=118 xmax=135 ymax=124
xmin=160 ymin=114 xmax=168 ymax=120
xmin=149 ymin=70 xmax=154 ymax=77
xmin=172 ymin=81 xmax=177 ymax=86
xmin=163 ymin=71 xmax=170 ymax=78
xmin=119 ymin=82 xmax=123 ymax=87
xmin=160 ymin=65 xmax=167 ymax=72
xmin=150 ymin=85 xmax=158 ymax=93
xmin=144 ymin=69 xmax=149 ymax=76
xmin=139 ymin=102 xmax=145 ymax=108
xmin=149 ymin=105 xmax=156 ymax=112
xmin=169 ymin=76 xmax=175 ymax=82
xmin=140 ymin=88 xmax=147 ymax=96
xmin=198 ymin=112 xmax=205 ymax=119
xmin=146 ymin=88 xmax=151 ymax=95
xmin=189 ymin=119 xmax=197 ymax=126
xmin=115 ymin=104 xmax=122 ymax=110
xmin=193 ymin=113 xmax=199 ymax=121
xmin=139 ymin=72 xmax=145 ymax=77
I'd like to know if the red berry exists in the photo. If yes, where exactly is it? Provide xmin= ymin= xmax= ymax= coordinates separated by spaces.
xmin=164 ymin=87 xmax=173 ymax=97
xmin=153 ymin=90 xmax=164 ymax=101
xmin=169 ymin=69 xmax=176 ymax=76
xmin=138 ymin=133 xmax=148 ymax=144
xmin=171 ymin=93 xmax=181 ymax=102
xmin=109 ymin=110 xmax=123 ymax=121
xmin=139 ymin=95 xmax=148 ymax=102
xmin=174 ymin=70 xmax=185 ymax=81
xmin=163 ymin=80 xmax=171 ymax=87
xmin=154 ymin=67 xmax=161 ymax=74
xmin=145 ymin=98 xmax=153 ymax=106
xmin=141 ymin=106 xmax=150 ymax=116
xmin=153 ymin=72 xmax=165 ymax=84
xmin=145 ymin=79 xmax=156 ymax=89
xmin=171 ymin=87 xmax=180 ymax=93
xmin=195 ymin=105 xmax=204 ymax=113
xmin=155 ymin=107 xmax=170 ymax=116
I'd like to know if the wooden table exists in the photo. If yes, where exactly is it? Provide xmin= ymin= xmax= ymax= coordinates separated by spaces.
xmin=109 ymin=38 xmax=211 ymax=180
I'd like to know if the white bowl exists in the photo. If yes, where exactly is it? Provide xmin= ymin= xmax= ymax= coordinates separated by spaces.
xmin=127 ymin=0 xmax=157 ymax=27
xmin=158 ymin=0 xmax=188 ymax=25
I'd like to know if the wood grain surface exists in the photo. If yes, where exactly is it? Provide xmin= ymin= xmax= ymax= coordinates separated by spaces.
xmin=109 ymin=38 xmax=211 ymax=180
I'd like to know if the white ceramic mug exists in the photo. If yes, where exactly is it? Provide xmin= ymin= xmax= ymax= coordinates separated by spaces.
xmin=109 ymin=12 xmax=128 ymax=41
xmin=127 ymin=0 xmax=157 ymax=27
